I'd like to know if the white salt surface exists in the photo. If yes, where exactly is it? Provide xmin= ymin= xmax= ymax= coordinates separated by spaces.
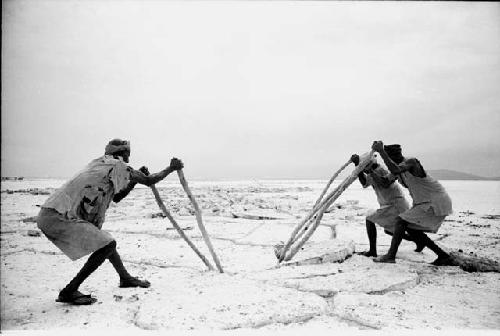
xmin=1 ymin=178 xmax=499 ymax=331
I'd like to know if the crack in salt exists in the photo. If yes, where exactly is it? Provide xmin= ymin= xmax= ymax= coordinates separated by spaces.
xmin=129 ymin=303 xmax=153 ymax=330
xmin=434 ymin=233 xmax=451 ymax=242
xmin=124 ymin=259 xmax=202 ymax=272
xmin=247 ymin=314 xmax=318 ymax=329
xmin=105 ymin=229 xmax=275 ymax=248
xmin=222 ymin=312 xmax=321 ymax=330
xmin=285 ymin=272 xmax=339 ymax=280
xmin=212 ymin=237 xmax=275 ymax=248
xmin=366 ymin=275 xmax=421 ymax=295
xmin=108 ymin=230 xmax=197 ymax=239
xmin=1 ymin=247 xmax=62 ymax=256
xmin=332 ymin=313 xmax=382 ymax=330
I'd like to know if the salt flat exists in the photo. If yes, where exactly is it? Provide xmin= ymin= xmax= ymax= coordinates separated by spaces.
xmin=1 ymin=179 xmax=499 ymax=331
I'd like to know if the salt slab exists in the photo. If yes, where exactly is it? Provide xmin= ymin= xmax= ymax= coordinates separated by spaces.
xmin=134 ymin=273 xmax=328 ymax=330
xmin=281 ymin=240 xmax=355 ymax=266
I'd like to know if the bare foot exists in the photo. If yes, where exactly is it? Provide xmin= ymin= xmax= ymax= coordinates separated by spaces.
xmin=119 ymin=276 xmax=151 ymax=288
xmin=356 ymin=250 xmax=377 ymax=257
xmin=373 ymin=254 xmax=396 ymax=263
xmin=414 ymin=242 xmax=426 ymax=253
xmin=56 ymin=290 xmax=97 ymax=305
xmin=431 ymin=255 xmax=458 ymax=266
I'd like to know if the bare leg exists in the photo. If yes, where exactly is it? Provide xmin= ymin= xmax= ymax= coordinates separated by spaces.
xmin=374 ymin=218 xmax=407 ymax=263
xmin=405 ymin=229 xmax=456 ymax=265
xmin=405 ymin=230 xmax=426 ymax=252
xmin=59 ymin=240 xmax=116 ymax=297
xmin=359 ymin=220 xmax=377 ymax=257
xmin=384 ymin=229 xmax=412 ymax=241
xmin=108 ymin=249 xmax=132 ymax=280
xmin=108 ymin=248 xmax=151 ymax=288
xmin=385 ymin=229 xmax=426 ymax=252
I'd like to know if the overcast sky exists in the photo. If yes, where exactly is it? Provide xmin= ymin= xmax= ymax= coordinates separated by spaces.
xmin=2 ymin=1 xmax=499 ymax=180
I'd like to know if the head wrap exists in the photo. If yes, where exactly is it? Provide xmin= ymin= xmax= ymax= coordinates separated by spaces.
xmin=384 ymin=144 xmax=402 ymax=156
xmin=105 ymin=138 xmax=130 ymax=155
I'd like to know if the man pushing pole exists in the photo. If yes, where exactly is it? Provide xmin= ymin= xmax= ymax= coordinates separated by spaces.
xmin=350 ymin=153 xmax=425 ymax=257
xmin=37 ymin=139 xmax=184 ymax=305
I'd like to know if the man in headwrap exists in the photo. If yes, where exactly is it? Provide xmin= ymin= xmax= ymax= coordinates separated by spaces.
xmin=37 ymin=139 xmax=184 ymax=305
xmin=350 ymin=154 xmax=424 ymax=257
xmin=370 ymin=141 xmax=456 ymax=266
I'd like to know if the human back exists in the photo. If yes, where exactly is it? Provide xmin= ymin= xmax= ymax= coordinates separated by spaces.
xmin=368 ymin=165 xmax=408 ymax=207
xmin=397 ymin=158 xmax=452 ymax=216
xmin=42 ymin=154 xmax=131 ymax=227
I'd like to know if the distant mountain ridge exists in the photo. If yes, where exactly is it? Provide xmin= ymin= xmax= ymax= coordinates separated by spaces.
xmin=426 ymin=169 xmax=500 ymax=181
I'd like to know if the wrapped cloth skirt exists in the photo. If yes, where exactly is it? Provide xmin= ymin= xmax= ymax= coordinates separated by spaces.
xmin=37 ymin=207 xmax=114 ymax=261
xmin=366 ymin=198 xmax=409 ymax=233
xmin=399 ymin=202 xmax=447 ymax=233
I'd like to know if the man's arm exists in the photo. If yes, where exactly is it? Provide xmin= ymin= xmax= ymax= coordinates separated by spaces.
xmin=113 ymin=166 xmax=152 ymax=202
xmin=113 ymin=180 xmax=137 ymax=203
xmin=129 ymin=157 xmax=184 ymax=186
xmin=371 ymin=141 xmax=412 ymax=175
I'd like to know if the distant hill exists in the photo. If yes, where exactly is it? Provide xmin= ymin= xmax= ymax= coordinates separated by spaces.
xmin=427 ymin=169 xmax=500 ymax=181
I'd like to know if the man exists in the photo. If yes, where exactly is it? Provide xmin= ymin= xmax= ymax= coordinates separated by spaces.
xmin=37 ymin=139 xmax=184 ymax=305
xmin=370 ymin=141 xmax=456 ymax=265
xmin=351 ymin=154 xmax=423 ymax=257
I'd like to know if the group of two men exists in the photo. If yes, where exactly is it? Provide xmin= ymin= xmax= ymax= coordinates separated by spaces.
xmin=353 ymin=141 xmax=455 ymax=266
xmin=36 ymin=139 xmax=455 ymax=305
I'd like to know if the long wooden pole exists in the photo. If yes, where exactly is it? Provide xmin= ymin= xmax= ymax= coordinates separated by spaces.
xmin=283 ymin=179 xmax=349 ymax=261
xmin=284 ymin=203 xmax=328 ymax=261
xmin=150 ymin=185 xmax=215 ymax=271
xmin=286 ymin=159 xmax=353 ymax=253
xmin=280 ymin=150 xmax=375 ymax=262
xmin=282 ymin=178 xmax=348 ymax=262
xmin=278 ymin=188 xmax=335 ymax=262
xmin=177 ymin=170 xmax=224 ymax=273
xmin=312 ymin=159 xmax=352 ymax=210
xmin=278 ymin=159 xmax=353 ymax=262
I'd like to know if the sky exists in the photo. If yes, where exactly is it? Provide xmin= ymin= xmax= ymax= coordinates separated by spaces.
xmin=2 ymin=1 xmax=499 ymax=180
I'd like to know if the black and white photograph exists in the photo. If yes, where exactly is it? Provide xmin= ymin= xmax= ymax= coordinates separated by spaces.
xmin=1 ymin=0 xmax=499 ymax=333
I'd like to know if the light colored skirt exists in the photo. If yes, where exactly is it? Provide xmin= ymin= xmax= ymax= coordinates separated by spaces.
xmin=37 ymin=207 xmax=114 ymax=261
xmin=366 ymin=197 xmax=410 ymax=233
xmin=366 ymin=200 xmax=409 ymax=233
xmin=399 ymin=202 xmax=447 ymax=233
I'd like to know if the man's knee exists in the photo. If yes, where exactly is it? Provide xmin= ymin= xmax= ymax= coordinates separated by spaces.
xmin=396 ymin=217 xmax=410 ymax=228
xmin=405 ymin=227 xmax=427 ymax=239
xmin=101 ymin=240 xmax=117 ymax=255
xmin=88 ymin=240 xmax=117 ymax=261
xmin=366 ymin=220 xmax=376 ymax=227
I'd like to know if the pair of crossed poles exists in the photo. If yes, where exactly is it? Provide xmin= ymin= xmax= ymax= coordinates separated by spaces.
xmin=277 ymin=150 xmax=375 ymax=263
xmin=152 ymin=150 xmax=374 ymax=272
xmin=150 ymin=169 xmax=224 ymax=273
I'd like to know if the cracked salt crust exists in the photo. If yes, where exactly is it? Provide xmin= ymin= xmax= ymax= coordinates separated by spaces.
xmin=1 ymin=179 xmax=499 ymax=330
